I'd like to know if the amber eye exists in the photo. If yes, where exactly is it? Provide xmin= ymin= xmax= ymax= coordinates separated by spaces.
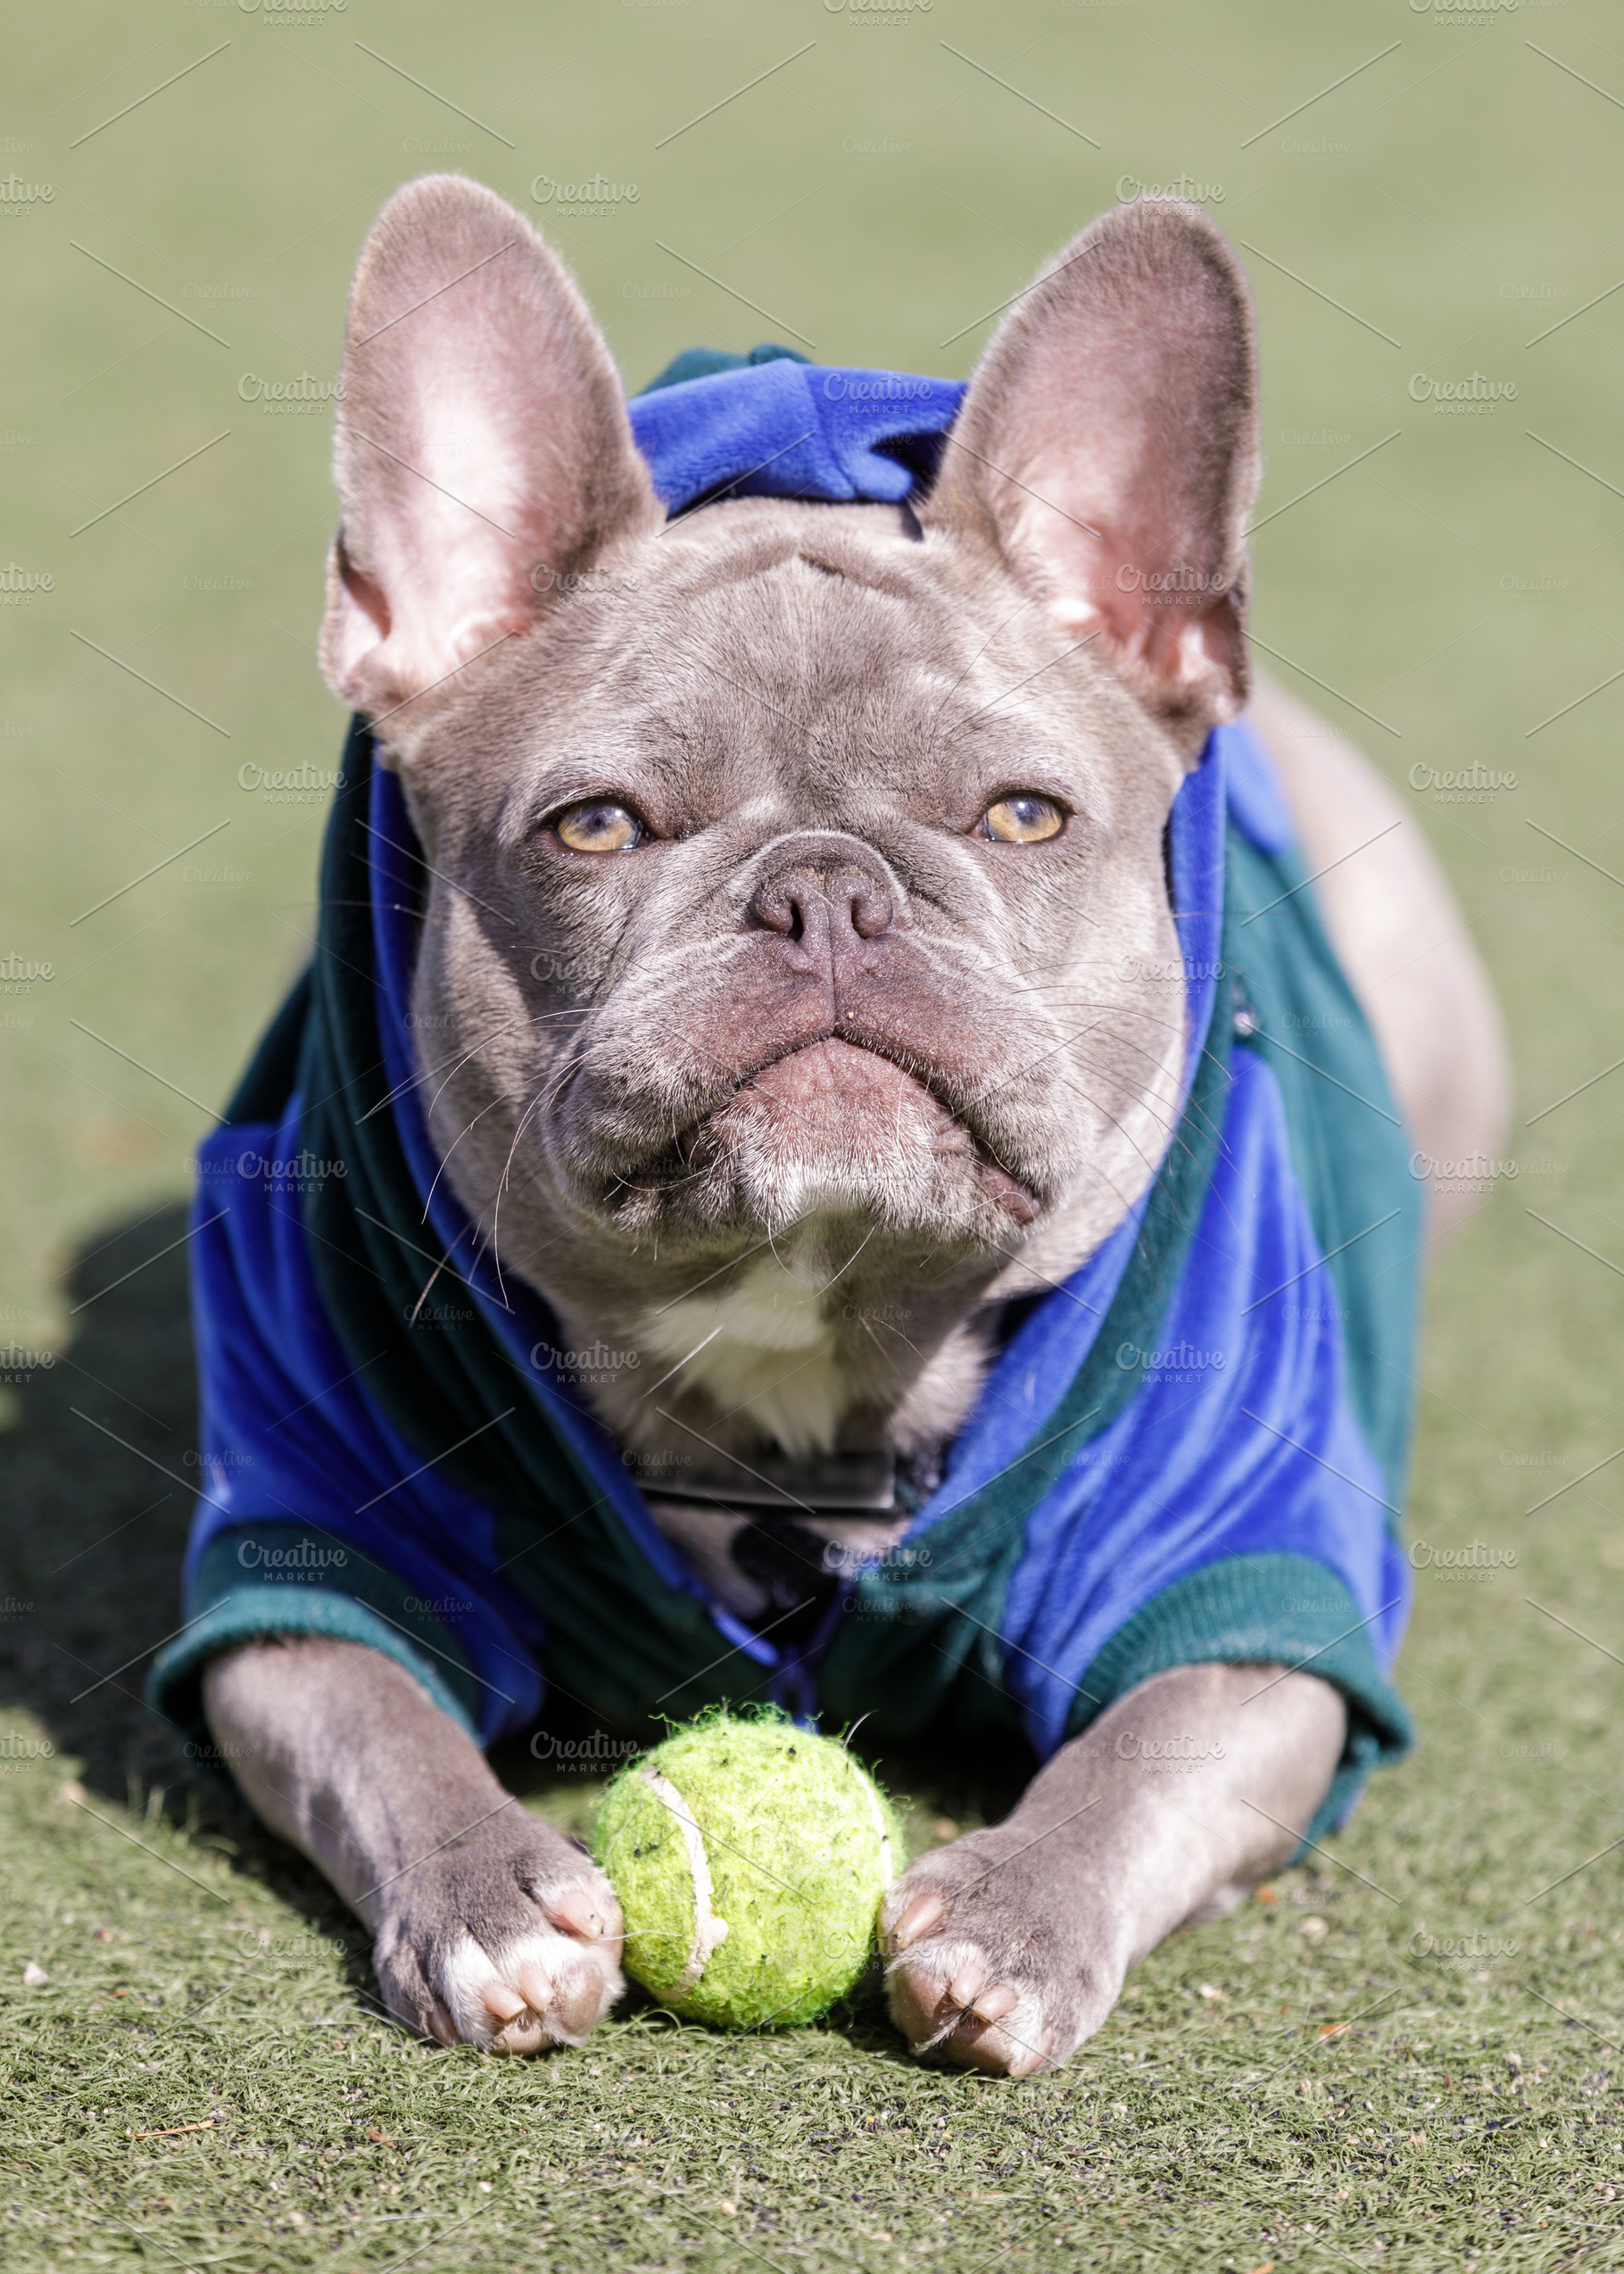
xmin=979 ymin=794 xmax=1065 ymax=845
xmin=553 ymin=800 xmax=642 ymax=853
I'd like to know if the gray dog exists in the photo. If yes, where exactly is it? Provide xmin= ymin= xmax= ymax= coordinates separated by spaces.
xmin=190 ymin=178 xmax=1505 ymax=2075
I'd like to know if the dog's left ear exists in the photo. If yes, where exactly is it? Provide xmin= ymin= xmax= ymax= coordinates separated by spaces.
xmin=924 ymin=202 xmax=1260 ymax=737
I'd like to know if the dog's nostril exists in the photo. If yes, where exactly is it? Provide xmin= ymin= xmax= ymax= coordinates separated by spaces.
xmin=748 ymin=856 xmax=895 ymax=943
xmin=845 ymin=876 xmax=894 ymax=941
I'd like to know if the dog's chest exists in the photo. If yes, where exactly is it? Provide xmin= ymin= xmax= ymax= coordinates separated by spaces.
xmin=641 ymin=1450 xmax=922 ymax=1631
xmin=621 ymin=1253 xmax=935 ymax=1625
xmin=645 ymin=1496 xmax=911 ymax=1629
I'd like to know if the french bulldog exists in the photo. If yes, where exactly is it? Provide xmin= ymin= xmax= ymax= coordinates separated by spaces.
xmin=201 ymin=178 xmax=1505 ymax=2074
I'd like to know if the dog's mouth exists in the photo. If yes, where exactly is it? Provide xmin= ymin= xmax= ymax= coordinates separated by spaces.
xmin=611 ymin=1034 xmax=1041 ymax=1226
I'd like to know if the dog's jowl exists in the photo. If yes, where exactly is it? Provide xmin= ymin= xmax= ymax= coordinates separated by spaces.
xmin=159 ymin=177 xmax=1505 ymax=2071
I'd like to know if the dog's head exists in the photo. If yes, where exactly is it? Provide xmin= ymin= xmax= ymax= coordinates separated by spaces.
xmin=318 ymin=178 xmax=1258 ymax=1457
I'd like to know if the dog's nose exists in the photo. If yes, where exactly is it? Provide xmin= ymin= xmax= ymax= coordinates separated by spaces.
xmin=746 ymin=836 xmax=896 ymax=948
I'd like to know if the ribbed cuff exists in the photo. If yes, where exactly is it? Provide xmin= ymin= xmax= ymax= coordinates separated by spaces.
xmin=145 ymin=1525 xmax=479 ymax=1748
xmin=1065 ymin=1552 xmax=1412 ymax=1846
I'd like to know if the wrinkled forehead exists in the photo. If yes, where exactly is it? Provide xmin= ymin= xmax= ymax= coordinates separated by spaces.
xmin=414 ymin=493 xmax=1178 ymax=842
xmin=637 ymin=494 xmax=992 ymax=652
xmin=552 ymin=497 xmax=1075 ymax=771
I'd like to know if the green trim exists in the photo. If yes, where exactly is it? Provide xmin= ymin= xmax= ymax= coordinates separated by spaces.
xmin=1225 ymin=829 xmax=1422 ymax=1514
xmin=290 ymin=729 xmax=826 ymax=1734
xmin=1066 ymin=1552 xmax=1413 ymax=1846
xmin=815 ymin=983 xmax=1237 ymax=1740
xmin=146 ymin=1525 xmax=480 ymax=1747
xmin=635 ymin=343 xmax=811 ymax=395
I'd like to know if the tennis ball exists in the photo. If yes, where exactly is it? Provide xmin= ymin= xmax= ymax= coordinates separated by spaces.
xmin=592 ymin=1708 xmax=903 ymax=2030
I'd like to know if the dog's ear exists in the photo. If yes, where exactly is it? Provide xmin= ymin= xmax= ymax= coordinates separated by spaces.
xmin=319 ymin=174 xmax=660 ymax=733
xmin=924 ymin=202 xmax=1259 ymax=735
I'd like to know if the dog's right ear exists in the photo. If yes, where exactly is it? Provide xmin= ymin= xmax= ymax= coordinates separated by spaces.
xmin=319 ymin=175 xmax=660 ymax=740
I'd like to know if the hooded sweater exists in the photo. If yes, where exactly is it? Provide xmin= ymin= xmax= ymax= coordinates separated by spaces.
xmin=150 ymin=345 xmax=1420 ymax=1840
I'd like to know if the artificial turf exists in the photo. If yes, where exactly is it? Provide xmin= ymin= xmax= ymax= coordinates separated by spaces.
xmin=6 ymin=0 xmax=1624 ymax=2265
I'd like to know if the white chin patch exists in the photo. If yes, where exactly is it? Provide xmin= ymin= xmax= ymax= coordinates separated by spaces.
xmin=632 ymin=1250 xmax=848 ymax=1456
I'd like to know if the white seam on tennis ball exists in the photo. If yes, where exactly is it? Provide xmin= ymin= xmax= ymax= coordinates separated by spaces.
xmin=641 ymin=1764 xmax=729 ymax=1991
xmin=862 ymin=1774 xmax=895 ymax=1886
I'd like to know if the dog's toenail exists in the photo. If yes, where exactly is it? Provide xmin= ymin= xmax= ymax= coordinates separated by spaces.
xmin=551 ymin=1887 xmax=602 ymax=1938
xmin=948 ymin=1962 xmax=986 ymax=2010
xmin=970 ymin=1983 xmax=1019 ymax=2023
xmin=482 ymin=1980 xmax=527 ymax=2023
xmin=1008 ymin=2041 xmax=1054 ymax=2080
xmin=892 ymin=1893 xmax=945 ymax=1949
xmin=517 ymin=1961 xmax=559 ymax=2016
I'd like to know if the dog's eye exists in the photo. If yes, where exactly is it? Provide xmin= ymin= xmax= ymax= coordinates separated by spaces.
xmin=552 ymin=801 xmax=643 ymax=853
xmin=978 ymin=795 xmax=1065 ymax=845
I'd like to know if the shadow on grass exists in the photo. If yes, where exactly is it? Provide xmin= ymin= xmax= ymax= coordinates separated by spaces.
xmin=0 ymin=1203 xmax=359 ymax=1952
xmin=0 ymin=1203 xmax=206 ymax=1806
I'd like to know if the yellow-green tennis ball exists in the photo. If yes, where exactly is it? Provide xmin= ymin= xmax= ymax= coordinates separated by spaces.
xmin=592 ymin=1710 xmax=903 ymax=2030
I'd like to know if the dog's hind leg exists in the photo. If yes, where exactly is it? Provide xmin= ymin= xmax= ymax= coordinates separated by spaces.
xmin=1246 ymin=671 xmax=1511 ymax=1241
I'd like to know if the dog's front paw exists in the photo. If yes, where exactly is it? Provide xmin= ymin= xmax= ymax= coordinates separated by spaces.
xmin=370 ymin=1805 xmax=625 ymax=2054
xmin=879 ymin=1827 xmax=1124 ymax=2078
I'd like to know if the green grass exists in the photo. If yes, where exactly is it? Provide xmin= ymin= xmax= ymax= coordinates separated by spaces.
xmin=5 ymin=0 xmax=1624 ymax=2264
